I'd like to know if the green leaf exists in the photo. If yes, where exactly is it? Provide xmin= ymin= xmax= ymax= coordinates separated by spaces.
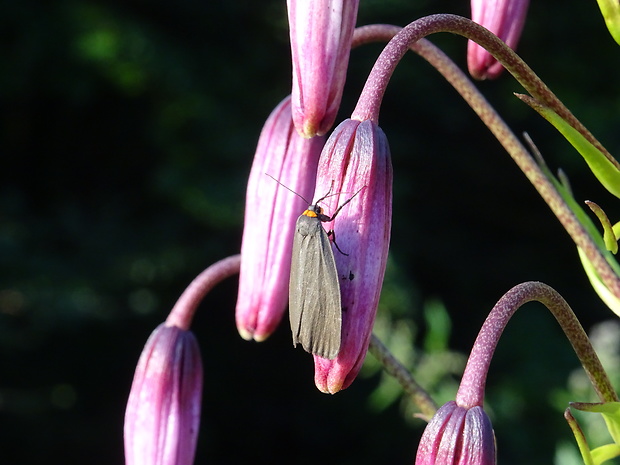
xmin=591 ymin=443 xmax=620 ymax=465
xmin=571 ymin=402 xmax=620 ymax=447
xmin=596 ymin=0 xmax=620 ymax=45
xmin=517 ymin=95 xmax=620 ymax=199
xmin=578 ymin=247 xmax=620 ymax=317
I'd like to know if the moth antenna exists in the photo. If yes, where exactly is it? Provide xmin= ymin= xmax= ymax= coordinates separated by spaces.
xmin=265 ymin=173 xmax=310 ymax=205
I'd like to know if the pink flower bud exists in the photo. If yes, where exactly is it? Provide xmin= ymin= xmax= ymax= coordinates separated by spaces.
xmin=415 ymin=401 xmax=496 ymax=465
xmin=124 ymin=323 xmax=203 ymax=465
xmin=287 ymin=0 xmax=359 ymax=137
xmin=236 ymin=96 xmax=325 ymax=342
xmin=309 ymin=118 xmax=392 ymax=393
xmin=467 ymin=0 xmax=530 ymax=80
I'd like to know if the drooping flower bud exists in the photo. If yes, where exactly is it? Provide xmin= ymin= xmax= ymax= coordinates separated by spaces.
xmin=415 ymin=401 xmax=496 ymax=465
xmin=309 ymin=118 xmax=392 ymax=393
xmin=236 ymin=96 xmax=325 ymax=342
xmin=287 ymin=0 xmax=359 ymax=137
xmin=124 ymin=323 xmax=203 ymax=465
xmin=467 ymin=0 xmax=530 ymax=80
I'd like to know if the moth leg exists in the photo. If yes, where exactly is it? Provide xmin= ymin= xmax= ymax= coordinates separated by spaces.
xmin=326 ymin=229 xmax=348 ymax=256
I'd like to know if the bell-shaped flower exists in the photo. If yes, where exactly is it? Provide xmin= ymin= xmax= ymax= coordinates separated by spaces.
xmin=124 ymin=323 xmax=203 ymax=465
xmin=287 ymin=0 xmax=359 ymax=137
xmin=467 ymin=0 xmax=530 ymax=80
xmin=415 ymin=401 xmax=496 ymax=465
xmin=307 ymin=118 xmax=392 ymax=393
xmin=236 ymin=96 xmax=325 ymax=342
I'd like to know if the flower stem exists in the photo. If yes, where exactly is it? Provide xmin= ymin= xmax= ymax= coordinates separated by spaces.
xmin=166 ymin=255 xmax=241 ymax=330
xmin=368 ymin=334 xmax=438 ymax=419
xmin=455 ymin=282 xmax=618 ymax=409
xmin=352 ymin=14 xmax=616 ymax=170
xmin=352 ymin=23 xmax=620 ymax=309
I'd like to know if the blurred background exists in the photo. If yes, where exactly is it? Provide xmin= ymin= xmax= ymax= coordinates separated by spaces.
xmin=2 ymin=1 xmax=620 ymax=464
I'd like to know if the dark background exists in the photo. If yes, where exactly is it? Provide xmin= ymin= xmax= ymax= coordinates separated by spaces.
xmin=2 ymin=0 xmax=620 ymax=464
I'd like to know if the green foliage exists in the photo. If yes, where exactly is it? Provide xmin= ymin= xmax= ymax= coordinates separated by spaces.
xmin=596 ymin=0 xmax=620 ymax=45
xmin=553 ymin=321 xmax=620 ymax=464
xmin=365 ymin=265 xmax=465 ymax=421
xmin=518 ymin=96 xmax=620 ymax=199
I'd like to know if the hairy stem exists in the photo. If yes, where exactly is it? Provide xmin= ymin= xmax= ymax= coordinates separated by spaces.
xmin=455 ymin=282 xmax=618 ymax=408
xmin=352 ymin=23 xmax=620 ymax=309
xmin=352 ymin=14 xmax=616 ymax=169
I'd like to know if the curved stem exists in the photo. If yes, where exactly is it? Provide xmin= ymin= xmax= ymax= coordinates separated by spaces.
xmin=352 ymin=14 xmax=617 ymax=171
xmin=352 ymin=24 xmax=620 ymax=309
xmin=368 ymin=334 xmax=438 ymax=419
xmin=166 ymin=255 xmax=241 ymax=330
xmin=455 ymin=282 xmax=618 ymax=408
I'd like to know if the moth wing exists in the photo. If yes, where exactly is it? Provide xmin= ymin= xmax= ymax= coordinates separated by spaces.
xmin=289 ymin=215 xmax=342 ymax=359
xmin=288 ymin=215 xmax=309 ymax=340
xmin=288 ymin=216 xmax=308 ymax=340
